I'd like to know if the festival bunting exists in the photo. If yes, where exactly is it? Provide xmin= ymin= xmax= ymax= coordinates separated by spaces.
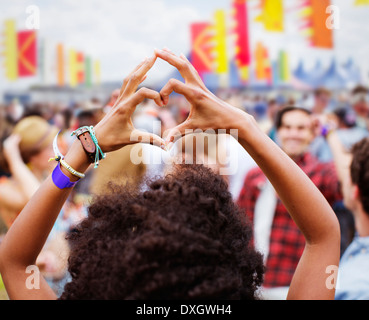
xmin=255 ymin=0 xmax=284 ymax=32
xmin=231 ymin=0 xmax=251 ymax=82
xmin=2 ymin=20 xmax=38 ymax=80
xmin=2 ymin=18 xmax=100 ymax=86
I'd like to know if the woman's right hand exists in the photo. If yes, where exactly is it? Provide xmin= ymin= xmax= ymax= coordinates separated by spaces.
xmin=3 ymin=134 xmax=22 ymax=167
xmin=94 ymin=54 xmax=165 ymax=153
xmin=155 ymin=49 xmax=249 ymax=144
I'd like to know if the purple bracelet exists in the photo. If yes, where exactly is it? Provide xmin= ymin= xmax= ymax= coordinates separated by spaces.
xmin=52 ymin=163 xmax=77 ymax=189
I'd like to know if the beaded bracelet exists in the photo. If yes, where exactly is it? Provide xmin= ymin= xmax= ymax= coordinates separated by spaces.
xmin=60 ymin=159 xmax=85 ymax=179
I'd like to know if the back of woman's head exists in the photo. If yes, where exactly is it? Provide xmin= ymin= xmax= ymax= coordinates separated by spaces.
xmin=60 ymin=164 xmax=264 ymax=300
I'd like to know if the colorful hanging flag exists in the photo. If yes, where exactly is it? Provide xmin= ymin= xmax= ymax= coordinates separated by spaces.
xmin=299 ymin=0 xmax=334 ymax=48
xmin=76 ymin=51 xmax=85 ymax=84
xmin=3 ymin=19 xmax=18 ymax=80
xmin=231 ymin=0 xmax=251 ymax=82
xmin=68 ymin=49 xmax=85 ymax=86
xmin=94 ymin=59 xmax=101 ymax=85
xmin=255 ymin=0 xmax=284 ymax=32
xmin=254 ymin=42 xmax=272 ymax=84
xmin=17 ymin=30 xmax=37 ymax=76
xmin=278 ymin=50 xmax=290 ymax=82
xmin=84 ymin=56 xmax=92 ymax=88
xmin=68 ymin=49 xmax=78 ymax=87
xmin=56 ymin=43 xmax=65 ymax=86
xmin=355 ymin=0 xmax=369 ymax=5
xmin=190 ymin=22 xmax=215 ymax=74
xmin=213 ymin=9 xmax=229 ymax=75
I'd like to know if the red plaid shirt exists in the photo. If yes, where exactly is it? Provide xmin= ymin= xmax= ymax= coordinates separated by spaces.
xmin=237 ymin=152 xmax=342 ymax=288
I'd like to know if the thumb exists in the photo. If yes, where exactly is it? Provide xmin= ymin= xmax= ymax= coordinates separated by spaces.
xmin=130 ymin=129 xmax=166 ymax=150
xmin=163 ymin=120 xmax=193 ymax=145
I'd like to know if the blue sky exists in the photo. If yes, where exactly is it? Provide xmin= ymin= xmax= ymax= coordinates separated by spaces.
xmin=1 ymin=0 xmax=369 ymax=90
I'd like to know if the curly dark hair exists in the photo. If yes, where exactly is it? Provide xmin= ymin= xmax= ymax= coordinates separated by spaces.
xmin=351 ymin=137 xmax=369 ymax=214
xmin=59 ymin=164 xmax=264 ymax=300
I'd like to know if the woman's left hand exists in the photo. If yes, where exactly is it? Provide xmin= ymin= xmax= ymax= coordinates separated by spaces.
xmin=94 ymin=54 xmax=165 ymax=153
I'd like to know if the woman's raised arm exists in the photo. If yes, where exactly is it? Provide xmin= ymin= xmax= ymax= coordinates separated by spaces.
xmin=155 ymin=48 xmax=341 ymax=300
xmin=0 ymin=54 xmax=165 ymax=300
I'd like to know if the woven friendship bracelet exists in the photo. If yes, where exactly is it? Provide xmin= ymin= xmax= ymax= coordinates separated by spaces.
xmin=71 ymin=126 xmax=106 ymax=168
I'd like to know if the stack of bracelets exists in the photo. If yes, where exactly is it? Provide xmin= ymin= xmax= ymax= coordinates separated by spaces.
xmin=50 ymin=126 xmax=106 ymax=189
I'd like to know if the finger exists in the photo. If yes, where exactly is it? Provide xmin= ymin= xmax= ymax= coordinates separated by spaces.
xmin=155 ymin=49 xmax=194 ymax=83
xmin=162 ymin=47 xmax=176 ymax=56
xmin=119 ymin=58 xmax=147 ymax=98
xmin=163 ymin=121 xmax=192 ymax=144
xmin=160 ymin=78 xmax=194 ymax=106
xmin=179 ymin=53 xmax=207 ymax=91
xmin=131 ymin=129 xmax=166 ymax=149
xmin=123 ymin=55 xmax=157 ymax=97
xmin=130 ymin=87 xmax=163 ymax=108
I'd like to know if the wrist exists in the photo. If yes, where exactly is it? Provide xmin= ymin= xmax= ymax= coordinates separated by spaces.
xmin=321 ymin=123 xmax=336 ymax=139
xmin=235 ymin=113 xmax=260 ymax=141
xmin=61 ymin=140 xmax=91 ymax=182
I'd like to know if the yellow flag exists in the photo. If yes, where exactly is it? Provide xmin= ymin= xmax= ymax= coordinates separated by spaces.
xmin=68 ymin=49 xmax=78 ymax=87
xmin=94 ymin=60 xmax=101 ymax=85
xmin=255 ymin=0 xmax=284 ymax=32
xmin=213 ymin=10 xmax=228 ymax=74
xmin=3 ymin=20 xmax=18 ymax=80
xmin=355 ymin=0 xmax=369 ymax=5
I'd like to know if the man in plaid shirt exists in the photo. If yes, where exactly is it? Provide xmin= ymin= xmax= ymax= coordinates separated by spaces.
xmin=237 ymin=106 xmax=342 ymax=297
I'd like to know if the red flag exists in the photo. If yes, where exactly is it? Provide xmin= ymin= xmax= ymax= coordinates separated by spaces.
xmin=232 ymin=0 xmax=251 ymax=81
xmin=76 ymin=51 xmax=85 ymax=84
xmin=17 ymin=30 xmax=37 ymax=76
xmin=190 ymin=23 xmax=214 ymax=74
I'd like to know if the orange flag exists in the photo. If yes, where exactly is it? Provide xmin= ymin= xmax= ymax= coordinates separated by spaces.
xmin=310 ymin=0 xmax=333 ymax=48
xmin=299 ymin=0 xmax=333 ymax=48
xmin=56 ymin=43 xmax=65 ymax=86
xmin=17 ymin=30 xmax=37 ymax=76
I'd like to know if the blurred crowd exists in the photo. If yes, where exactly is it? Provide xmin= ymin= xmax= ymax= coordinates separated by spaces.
xmin=0 ymin=83 xmax=368 ymax=299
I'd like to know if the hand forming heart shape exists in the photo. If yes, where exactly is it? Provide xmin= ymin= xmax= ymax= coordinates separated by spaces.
xmin=94 ymin=48 xmax=249 ymax=154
